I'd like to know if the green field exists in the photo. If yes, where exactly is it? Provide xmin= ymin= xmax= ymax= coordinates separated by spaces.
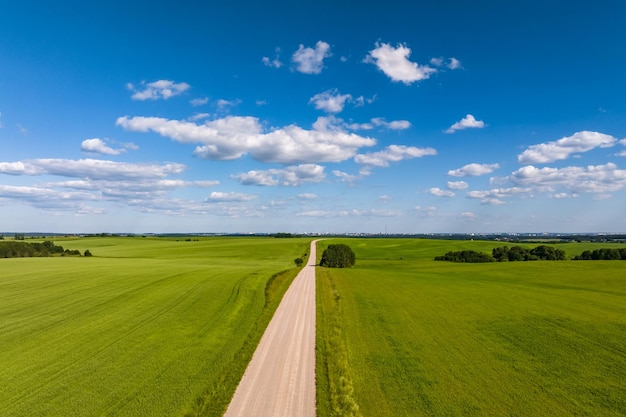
xmin=316 ymin=239 xmax=626 ymax=417
xmin=0 ymin=236 xmax=310 ymax=417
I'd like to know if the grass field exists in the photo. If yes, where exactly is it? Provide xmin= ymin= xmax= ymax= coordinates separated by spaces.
xmin=316 ymin=239 xmax=626 ymax=417
xmin=0 ymin=236 xmax=310 ymax=417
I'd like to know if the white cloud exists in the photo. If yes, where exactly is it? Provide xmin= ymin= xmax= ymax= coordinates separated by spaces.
xmin=448 ymin=163 xmax=499 ymax=177
xmin=447 ymin=181 xmax=468 ymax=190
xmin=0 ymin=158 xmax=184 ymax=180
xmin=460 ymin=212 xmax=478 ymax=220
xmin=298 ymin=193 xmax=318 ymax=200
xmin=378 ymin=195 xmax=391 ymax=203
xmin=216 ymin=99 xmax=241 ymax=111
xmin=262 ymin=47 xmax=283 ymax=68
xmin=518 ymin=131 xmax=620 ymax=164
xmin=353 ymin=95 xmax=376 ymax=107
xmin=81 ymin=138 xmax=136 ymax=156
xmin=190 ymin=97 xmax=209 ymax=106
xmin=430 ymin=57 xmax=462 ymax=70
xmin=291 ymin=41 xmax=331 ymax=74
xmin=430 ymin=57 xmax=443 ymax=66
xmin=189 ymin=113 xmax=211 ymax=121
xmin=206 ymin=192 xmax=257 ymax=203
xmin=313 ymin=116 xmax=410 ymax=132
xmin=355 ymin=145 xmax=436 ymax=169
xmin=297 ymin=208 xmax=402 ymax=218
xmin=309 ymin=90 xmax=353 ymax=113
xmin=332 ymin=170 xmax=360 ymax=183
xmin=231 ymin=164 xmax=326 ymax=187
xmin=466 ymin=187 xmax=531 ymax=205
xmin=371 ymin=117 xmax=411 ymax=130
xmin=445 ymin=114 xmax=485 ymax=133
xmin=447 ymin=57 xmax=462 ymax=69
xmin=428 ymin=187 xmax=455 ymax=197
xmin=0 ymin=163 xmax=218 ymax=215
xmin=415 ymin=205 xmax=437 ymax=217
xmin=550 ymin=193 xmax=576 ymax=199
xmin=117 ymin=115 xmax=376 ymax=164
xmin=127 ymin=80 xmax=190 ymax=101
xmin=364 ymin=42 xmax=436 ymax=84
xmin=507 ymin=163 xmax=626 ymax=194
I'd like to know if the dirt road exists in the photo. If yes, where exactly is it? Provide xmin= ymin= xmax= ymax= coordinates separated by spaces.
xmin=223 ymin=240 xmax=317 ymax=417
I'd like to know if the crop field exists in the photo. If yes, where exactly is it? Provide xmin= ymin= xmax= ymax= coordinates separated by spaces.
xmin=316 ymin=239 xmax=626 ymax=417
xmin=0 ymin=236 xmax=310 ymax=417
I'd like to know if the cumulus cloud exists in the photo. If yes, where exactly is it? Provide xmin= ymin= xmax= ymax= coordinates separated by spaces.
xmin=466 ymin=187 xmax=531 ymax=205
xmin=430 ymin=57 xmax=462 ymax=69
xmin=415 ymin=205 xmax=437 ymax=217
xmin=80 ymin=138 xmax=136 ymax=156
xmin=0 ymin=159 xmax=218 ymax=215
xmin=428 ymin=187 xmax=455 ymax=197
xmin=447 ymin=181 xmax=468 ymax=190
xmin=190 ymin=97 xmax=209 ymax=106
xmin=298 ymin=193 xmax=318 ymax=200
xmin=333 ymin=170 xmax=360 ymax=183
xmin=231 ymin=164 xmax=326 ymax=187
xmin=507 ymin=163 xmax=626 ymax=194
xmin=355 ymin=145 xmax=437 ymax=169
xmin=297 ymin=208 xmax=402 ymax=218
xmin=447 ymin=57 xmax=462 ymax=69
xmin=445 ymin=114 xmax=485 ymax=133
xmin=364 ymin=42 xmax=436 ymax=84
xmin=460 ymin=212 xmax=478 ymax=220
xmin=206 ymin=191 xmax=257 ymax=203
xmin=353 ymin=95 xmax=377 ymax=107
xmin=291 ymin=41 xmax=331 ymax=74
xmin=448 ymin=163 xmax=499 ymax=177
xmin=309 ymin=90 xmax=353 ymax=113
xmin=262 ymin=47 xmax=283 ymax=68
xmin=371 ymin=117 xmax=411 ymax=130
xmin=116 ymin=115 xmax=376 ymax=164
xmin=0 ymin=158 xmax=184 ymax=181
xmin=518 ymin=131 xmax=620 ymax=164
xmin=313 ymin=116 xmax=410 ymax=132
xmin=127 ymin=80 xmax=190 ymax=101
xmin=216 ymin=99 xmax=241 ymax=111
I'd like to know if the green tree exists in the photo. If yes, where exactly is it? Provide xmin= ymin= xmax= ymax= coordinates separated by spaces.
xmin=320 ymin=244 xmax=356 ymax=268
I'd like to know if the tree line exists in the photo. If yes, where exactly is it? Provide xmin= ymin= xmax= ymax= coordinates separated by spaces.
xmin=573 ymin=248 xmax=626 ymax=260
xmin=436 ymin=244 xmax=626 ymax=263
xmin=435 ymin=245 xmax=566 ymax=263
xmin=0 ymin=241 xmax=92 ymax=258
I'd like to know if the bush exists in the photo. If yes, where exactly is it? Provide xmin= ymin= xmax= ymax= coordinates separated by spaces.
xmin=294 ymin=257 xmax=304 ymax=267
xmin=84 ymin=249 xmax=93 ymax=257
xmin=320 ymin=244 xmax=356 ymax=268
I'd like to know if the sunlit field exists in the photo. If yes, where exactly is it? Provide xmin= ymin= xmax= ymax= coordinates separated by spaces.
xmin=316 ymin=239 xmax=626 ymax=417
xmin=0 ymin=236 xmax=309 ymax=417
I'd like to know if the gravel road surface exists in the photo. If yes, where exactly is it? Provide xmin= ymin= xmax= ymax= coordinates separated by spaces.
xmin=223 ymin=240 xmax=317 ymax=417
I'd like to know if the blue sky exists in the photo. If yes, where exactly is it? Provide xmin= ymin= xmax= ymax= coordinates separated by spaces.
xmin=1 ymin=0 xmax=625 ymax=234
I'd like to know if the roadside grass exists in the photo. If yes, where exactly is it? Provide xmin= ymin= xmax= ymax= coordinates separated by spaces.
xmin=0 ymin=237 xmax=310 ymax=417
xmin=316 ymin=239 xmax=626 ymax=417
